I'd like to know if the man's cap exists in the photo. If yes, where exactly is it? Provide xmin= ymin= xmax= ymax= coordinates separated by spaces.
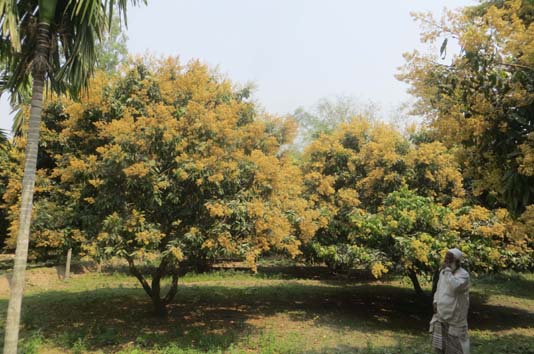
xmin=448 ymin=248 xmax=464 ymax=261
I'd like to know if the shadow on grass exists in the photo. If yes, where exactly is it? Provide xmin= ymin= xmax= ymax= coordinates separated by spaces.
xmin=256 ymin=265 xmax=379 ymax=282
xmin=303 ymin=333 xmax=534 ymax=354
xmin=0 ymin=278 xmax=532 ymax=353
xmin=473 ymin=272 xmax=534 ymax=301
xmin=95 ymin=263 xmax=380 ymax=285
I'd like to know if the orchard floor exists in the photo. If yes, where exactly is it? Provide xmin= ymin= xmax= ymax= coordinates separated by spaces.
xmin=0 ymin=264 xmax=532 ymax=354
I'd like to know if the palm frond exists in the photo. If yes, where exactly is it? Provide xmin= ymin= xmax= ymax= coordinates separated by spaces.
xmin=0 ymin=127 xmax=9 ymax=149
xmin=0 ymin=0 xmax=22 ymax=51
xmin=0 ymin=0 xmax=145 ymax=100
xmin=9 ymin=89 xmax=30 ymax=136
xmin=105 ymin=0 xmax=147 ymax=28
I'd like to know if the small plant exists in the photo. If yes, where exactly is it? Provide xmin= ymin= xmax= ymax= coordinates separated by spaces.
xmin=72 ymin=337 xmax=87 ymax=354
xmin=18 ymin=331 xmax=44 ymax=354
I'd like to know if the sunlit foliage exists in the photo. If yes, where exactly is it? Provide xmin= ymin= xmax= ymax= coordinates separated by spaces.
xmin=301 ymin=118 xmax=532 ymax=293
xmin=398 ymin=0 xmax=534 ymax=214
xmin=2 ymin=58 xmax=317 ymax=313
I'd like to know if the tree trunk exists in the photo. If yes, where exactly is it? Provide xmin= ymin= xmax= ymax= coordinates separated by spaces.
xmin=150 ymin=271 xmax=179 ymax=317
xmin=65 ymin=248 xmax=72 ymax=280
xmin=127 ymin=257 xmax=180 ymax=317
xmin=407 ymin=269 xmax=426 ymax=298
xmin=431 ymin=269 xmax=440 ymax=297
xmin=96 ymin=258 xmax=103 ymax=273
xmin=151 ymin=293 xmax=167 ymax=317
xmin=2 ymin=18 xmax=52 ymax=354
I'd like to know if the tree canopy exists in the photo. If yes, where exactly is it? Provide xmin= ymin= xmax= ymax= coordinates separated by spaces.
xmin=398 ymin=0 xmax=534 ymax=215
xmin=2 ymin=58 xmax=320 ymax=314
xmin=299 ymin=118 xmax=532 ymax=294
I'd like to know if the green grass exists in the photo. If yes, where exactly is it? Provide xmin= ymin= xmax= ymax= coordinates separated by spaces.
xmin=0 ymin=267 xmax=532 ymax=353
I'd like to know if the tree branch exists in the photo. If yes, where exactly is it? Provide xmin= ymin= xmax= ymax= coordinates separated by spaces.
xmin=126 ymin=256 xmax=153 ymax=298
xmin=151 ymin=256 xmax=169 ymax=299
xmin=163 ymin=271 xmax=179 ymax=304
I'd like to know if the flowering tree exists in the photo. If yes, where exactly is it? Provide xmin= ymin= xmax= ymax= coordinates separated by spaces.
xmin=398 ymin=0 xmax=534 ymax=214
xmin=2 ymin=58 xmax=319 ymax=315
xmin=301 ymin=118 xmax=532 ymax=295
xmin=300 ymin=119 xmax=463 ymax=272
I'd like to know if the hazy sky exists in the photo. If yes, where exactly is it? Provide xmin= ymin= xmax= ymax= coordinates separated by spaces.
xmin=0 ymin=0 xmax=476 ymax=133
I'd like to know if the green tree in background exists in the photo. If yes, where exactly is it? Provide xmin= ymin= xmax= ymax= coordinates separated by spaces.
xmin=292 ymin=96 xmax=381 ymax=148
xmin=95 ymin=13 xmax=129 ymax=74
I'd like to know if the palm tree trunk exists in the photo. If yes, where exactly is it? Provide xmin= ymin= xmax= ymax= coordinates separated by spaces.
xmin=65 ymin=248 xmax=72 ymax=280
xmin=2 ymin=20 xmax=51 ymax=354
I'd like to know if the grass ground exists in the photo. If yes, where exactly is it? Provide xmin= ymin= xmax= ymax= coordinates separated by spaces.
xmin=0 ymin=264 xmax=532 ymax=354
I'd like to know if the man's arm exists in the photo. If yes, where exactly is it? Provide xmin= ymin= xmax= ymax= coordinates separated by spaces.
xmin=441 ymin=268 xmax=469 ymax=292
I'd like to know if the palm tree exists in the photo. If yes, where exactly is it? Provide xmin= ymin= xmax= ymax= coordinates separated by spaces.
xmin=0 ymin=1 xmax=144 ymax=352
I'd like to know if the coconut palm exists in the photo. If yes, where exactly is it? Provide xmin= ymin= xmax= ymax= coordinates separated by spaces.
xmin=0 ymin=1 xmax=144 ymax=352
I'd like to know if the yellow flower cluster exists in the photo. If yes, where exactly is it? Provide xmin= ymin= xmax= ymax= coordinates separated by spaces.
xmin=371 ymin=262 xmax=389 ymax=279
xmin=123 ymin=162 xmax=150 ymax=178
xmin=205 ymin=202 xmax=228 ymax=218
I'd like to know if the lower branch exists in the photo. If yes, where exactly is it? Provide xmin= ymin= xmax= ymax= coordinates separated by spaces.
xmin=163 ymin=271 xmax=179 ymax=304
xmin=127 ymin=256 xmax=153 ymax=298
xmin=126 ymin=256 xmax=181 ymax=316
xmin=408 ymin=269 xmax=426 ymax=298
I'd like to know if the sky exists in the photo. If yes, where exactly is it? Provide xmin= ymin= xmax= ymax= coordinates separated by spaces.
xmin=0 ymin=0 xmax=476 ymax=134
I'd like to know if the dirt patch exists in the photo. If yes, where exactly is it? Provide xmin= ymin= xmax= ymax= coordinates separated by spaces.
xmin=0 ymin=267 xmax=59 ymax=297
xmin=0 ymin=263 xmax=95 ymax=297
xmin=0 ymin=253 xmax=14 ymax=262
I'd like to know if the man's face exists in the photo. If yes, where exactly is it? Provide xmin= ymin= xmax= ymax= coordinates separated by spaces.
xmin=444 ymin=252 xmax=456 ymax=266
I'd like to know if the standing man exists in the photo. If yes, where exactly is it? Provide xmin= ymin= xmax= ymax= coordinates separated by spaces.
xmin=430 ymin=248 xmax=470 ymax=354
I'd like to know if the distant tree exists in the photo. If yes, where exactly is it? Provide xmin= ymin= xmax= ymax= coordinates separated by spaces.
xmin=300 ymin=118 xmax=464 ymax=277
xmin=292 ymin=96 xmax=381 ymax=148
xmin=95 ymin=14 xmax=129 ymax=74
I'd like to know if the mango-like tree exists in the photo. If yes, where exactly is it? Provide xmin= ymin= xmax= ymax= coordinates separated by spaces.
xmin=352 ymin=188 xmax=532 ymax=297
xmin=301 ymin=118 xmax=533 ymax=295
xmin=0 ymin=1 xmax=143 ymax=352
xmin=352 ymin=188 xmax=459 ymax=296
xmin=300 ymin=119 xmax=464 ymax=273
xmin=42 ymin=59 xmax=317 ymax=315
xmin=398 ymin=0 xmax=534 ymax=215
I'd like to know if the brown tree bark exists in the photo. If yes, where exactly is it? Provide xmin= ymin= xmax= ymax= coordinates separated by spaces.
xmin=127 ymin=256 xmax=180 ymax=316
xmin=408 ymin=269 xmax=426 ymax=298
